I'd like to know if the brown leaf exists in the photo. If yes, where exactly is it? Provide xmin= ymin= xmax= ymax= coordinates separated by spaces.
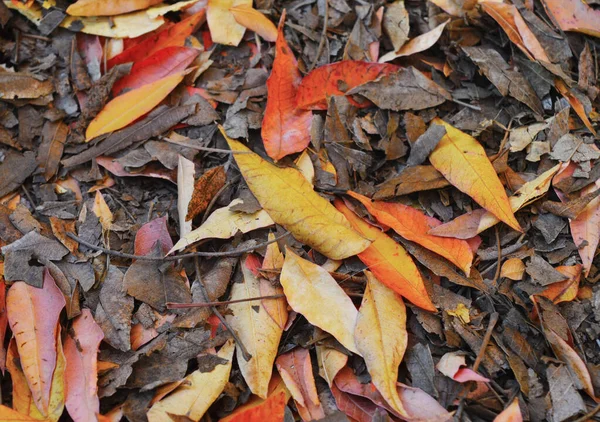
xmin=37 ymin=120 xmax=68 ymax=181
xmin=0 ymin=151 xmax=37 ymax=198
xmin=0 ymin=73 xmax=54 ymax=100
xmin=186 ymin=166 xmax=226 ymax=221
xmin=542 ymin=188 xmax=600 ymax=219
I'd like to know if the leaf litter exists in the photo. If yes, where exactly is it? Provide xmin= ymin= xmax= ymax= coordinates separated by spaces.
xmin=1 ymin=0 xmax=600 ymax=421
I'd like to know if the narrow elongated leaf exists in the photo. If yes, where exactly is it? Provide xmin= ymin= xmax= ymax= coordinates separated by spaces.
xmin=229 ymin=5 xmax=277 ymax=41
xmin=224 ymin=129 xmax=370 ymax=260
xmin=379 ymin=20 xmax=449 ymax=63
xmin=66 ymin=0 xmax=163 ymax=16
xmin=7 ymin=270 xmax=65 ymax=416
xmin=207 ymin=0 xmax=251 ymax=46
xmin=177 ymin=155 xmax=195 ymax=238
xmin=226 ymin=255 xmax=283 ymax=399
xmin=568 ymin=181 xmax=600 ymax=277
xmin=334 ymin=199 xmax=436 ymax=311
xmin=261 ymin=12 xmax=313 ymax=160
xmin=280 ymin=249 xmax=360 ymax=354
xmin=354 ymin=272 xmax=408 ymax=417
xmin=428 ymin=118 xmax=521 ymax=232
xmin=296 ymin=61 xmax=400 ymax=110
xmin=86 ymin=72 xmax=185 ymax=141
xmin=64 ymin=309 xmax=104 ymax=422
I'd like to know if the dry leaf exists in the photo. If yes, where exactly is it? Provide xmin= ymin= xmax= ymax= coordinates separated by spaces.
xmin=186 ymin=166 xmax=226 ymax=221
xmin=66 ymin=0 xmax=163 ymax=16
xmin=555 ymin=79 xmax=597 ymax=136
xmin=0 ymin=72 xmax=53 ymax=100
xmin=541 ymin=0 xmax=600 ymax=37
xmin=177 ymin=155 xmax=195 ymax=238
xmin=316 ymin=344 xmax=348 ymax=388
xmin=500 ymin=258 xmax=526 ymax=281
xmin=229 ymin=5 xmax=277 ymax=42
xmin=379 ymin=20 xmax=449 ymax=63
xmin=382 ymin=1 xmax=409 ymax=51
xmin=494 ymin=397 xmax=522 ymax=422
xmin=92 ymin=191 xmax=113 ymax=232
xmin=207 ymin=0 xmax=251 ymax=46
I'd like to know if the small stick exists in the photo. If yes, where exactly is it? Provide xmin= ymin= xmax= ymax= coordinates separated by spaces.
xmin=66 ymin=231 xmax=291 ymax=260
xmin=308 ymin=0 xmax=329 ymax=72
xmin=167 ymin=294 xmax=285 ymax=309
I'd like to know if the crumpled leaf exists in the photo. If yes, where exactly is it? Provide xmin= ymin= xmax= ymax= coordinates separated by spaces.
xmin=379 ymin=20 xmax=449 ymax=63
xmin=226 ymin=255 xmax=283 ymax=399
xmin=66 ymin=0 xmax=163 ymax=16
xmin=147 ymin=340 xmax=235 ymax=421
xmin=86 ymin=71 xmax=185 ymax=140
xmin=229 ymin=5 xmax=277 ymax=42
xmin=224 ymin=129 xmax=370 ymax=260
xmin=207 ymin=0 xmax=251 ymax=46
xmin=7 ymin=270 xmax=65 ymax=416
xmin=64 ymin=309 xmax=104 ymax=422
xmin=334 ymin=199 xmax=436 ymax=311
xmin=296 ymin=61 xmax=400 ymax=110
xmin=354 ymin=272 xmax=408 ymax=417
xmin=428 ymin=118 xmax=521 ymax=232
xmin=262 ymin=11 xmax=312 ymax=160
xmin=280 ymin=249 xmax=360 ymax=354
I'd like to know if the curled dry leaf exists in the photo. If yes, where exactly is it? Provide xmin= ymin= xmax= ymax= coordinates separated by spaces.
xmin=555 ymin=79 xmax=597 ymax=136
xmin=428 ymin=118 xmax=521 ymax=232
xmin=207 ymin=0 xmax=251 ymax=46
xmin=316 ymin=344 xmax=348 ymax=387
xmin=224 ymin=128 xmax=371 ymax=260
xmin=500 ymin=258 xmax=526 ymax=281
xmin=334 ymin=199 xmax=436 ymax=311
xmin=229 ymin=5 xmax=277 ymax=42
xmin=379 ymin=20 xmax=449 ymax=63
xmin=354 ymin=272 xmax=408 ymax=417
xmin=280 ymin=249 xmax=360 ymax=355
xmin=66 ymin=0 xmax=163 ymax=16
xmin=262 ymin=11 xmax=312 ymax=160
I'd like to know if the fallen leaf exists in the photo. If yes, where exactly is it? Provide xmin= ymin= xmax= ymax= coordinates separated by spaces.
xmin=276 ymin=348 xmax=325 ymax=421
xmin=0 ymin=151 xmax=37 ymax=198
xmin=316 ymin=344 xmax=348 ymax=387
xmin=7 ymin=270 xmax=65 ymax=416
xmin=428 ymin=118 xmax=521 ymax=232
xmin=354 ymin=272 xmax=408 ymax=417
xmin=430 ymin=0 xmax=477 ymax=16
xmin=374 ymin=165 xmax=450 ymax=199
xmin=37 ymin=120 xmax=68 ymax=181
xmin=147 ymin=340 xmax=235 ymax=421
xmin=382 ymin=1 xmax=409 ymax=51
xmin=539 ymin=264 xmax=581 ymax=304
xmin=186 ymin=166 xmax=226 ymax=221
xmin=436 ymin=352 xmax=490 ymax=383
xmin=207 ymin=0 xmax=251 ymax=46
xmin=226 ymin=255 xmax=283 ymax=399
xmin=111 ymin=46 xmax=199 ymax=96
xmin=501 ymin=258 xmax=526 ymax=281
xmin=0 ymin=72 xmax=53 ymax=100
xmin=261 ymin=11 xmax=313 ymax=160
xmin=348 ymin=191 xmax=474 ymax=274
xmin=229 ymin=5 xmax=277 ymax=42
xmin=64 ymin=309 xmax=104 ymax=422
xmin=541 ymin=0 xmax=600 ymax=37
xmin=86 ymin=71 xmax=185 ymax=141
xmin=379 ymin=20 xmax=449 ymax=63
xmin=280 ymin=249 xmax=360 ymax=354
xmin=296 ymin=61 xmax=400 ymax=110
xmin=346 ymin=67 xmax=452 ymax=111
xmin=494 ymin=397 xmax=522 ymax=422
xmin=568 ymin=181 xmax=600 ymax=277
xmin=0 ymin=404 xmax=39 ymax=421
xmin=224 ymin=129 xmax=370 ymax=260
xmin=177 ymin=155 xmax=195 ymax=238
xmin=555 ymin=79 xmax=597 ymax=136
xmin=66 ymin=0 xmax=163 ymax=16
xmin=334 ymin=199 xmax=436 ymax=311
xmin=93 ymin=191 xmax=113 ymax=232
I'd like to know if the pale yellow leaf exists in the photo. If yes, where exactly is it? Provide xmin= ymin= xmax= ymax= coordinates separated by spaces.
xmin=280 ymin=249 xmax=360 ymax=355
xmin=227 ymin=256 xmax=283 ymax=399
xmin=229 ymin=5 xmax=278 ymax=42
xmin=147 ymin=339 xmax=235 ymax=422
xmin=294 ymin=150 xmax=315 ymax=185
xmin=223 ymin=128 xmax=371 ymax=260
xmin=316 ymin=344 xmax=348 ymax=387
xmin=93 ymin=191 xmax=112 ymax=232
xmin=354 ymin=272 xmax=408 ymax=417
xmin=177 ymin=155 xmax=195 ymax=238
xmin=207 ymin=0 xmax=251 ymax=46
xmin=501 ymin=258 xmax=526 ymax=281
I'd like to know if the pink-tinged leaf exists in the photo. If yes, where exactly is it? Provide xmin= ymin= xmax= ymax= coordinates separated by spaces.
xmin=436 ymin=352 xmax=490 ymax=383
xmin=261 ymin=11 xmax=313 ymax=161
xmin=64 ymin=309 xmax=104 ymax=422
xmin=296 ymin=61 xmax=400 ymax=110
xmin=276 ymin=348 xmax=325 ymax=421
xmin=112 ymin=47 xmax=199 ymax=96
xmin=453 ymin=368 xmax=491 ymax=383
xmin=494 ymin=397 xmax=523 ymax=422
xmin=330 ymin=383 xmax=381 ymax=422
xmin=76 ymin=33 xmax=103 ymax=81
xmin=96 ymin=156 xmax=177 ymax=184
xmin=569 ymin=181 xmax=600 ymax=277
xmin=134 ymin=216 xmax=173 ymax=256
xmin=7 ymin=270 xmax=66 ymax=416
xmin=0 ymin=279 xmax=7 ymax=374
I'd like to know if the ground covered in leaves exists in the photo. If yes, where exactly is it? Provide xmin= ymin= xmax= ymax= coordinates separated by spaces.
xmin=1 ymin=0 xmax=600 ymax=421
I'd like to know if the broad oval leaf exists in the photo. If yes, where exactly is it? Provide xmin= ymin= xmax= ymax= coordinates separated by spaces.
xmin=224 ymin=128 xmax=370 ymax=260
xmin=354 ymin=272 xmax=408 ymax=417
xmin=280 ymin=249 xmax=360 ymax=354
xmin=334 ymin=199 xmax=436 ymax=311
xmin=428 ymin=118 xmax=521 ymax=232
xmin=66 ymin=0 xmax=163 ymax=16
xmin=207 ymin=0 xmax=251 ymax=46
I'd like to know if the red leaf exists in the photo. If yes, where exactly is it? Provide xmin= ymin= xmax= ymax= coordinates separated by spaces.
xmin=296 ymin=61 xmax=400 ymax=110
xmin=330 ymin=383 xmax=380 ymax=422
xmin=112 ymin=47 xmax=199 ymax=96
xmin=134 ymin=216 xmax=173 ymax=256
xmin=261 ymin=11 xmax=313 ymax=161
xmin=107 ymin=11 xmax=205 ymax=70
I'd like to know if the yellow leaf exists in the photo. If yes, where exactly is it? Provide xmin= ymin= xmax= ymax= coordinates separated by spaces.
xmin=316 ymin=344 xmax=348 ymax=387
xmin=66 ymin=0 xmax=163 ymax=16
xmin=0 ymin=405 xmax=39 ymax=421
xmin=354 ymin=272 xmax=408 ymax=417
xmin=223 ymin=127 xmax=371 ymax=260
xmin=207 ymin=0 xmax=252 ymax=46
xmin=229 ymin=5 xmax=278 ymax=42
xmin=86 ymin=72 xmax=185 ymax=140
xmin=280 ymin=249 xmax=360 ymax=354
xmin=147 ymin=339 xmax=235 ymax=422
xmin=226 ymin=256 xmax=284 ymax=399
xmin=262 ymin=232 xmax=284 ymax=271
xmin=429 ymin=118 xmax=521 ymax=232
xmin=501 ymin=258 xmax=526 ymax=281
xmin=169 ymin=198 xmax=274 ymax=253
xmin=93 ymin=191 xmax=113 ymax=232
xmin=294 ymin=150 xmax=315 ymax=185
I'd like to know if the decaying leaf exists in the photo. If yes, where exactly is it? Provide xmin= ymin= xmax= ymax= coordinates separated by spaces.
xmin=0 ymin=72 xmax=54 ymax=100
xmin=186 ymin=166 xmax=226 ymax=221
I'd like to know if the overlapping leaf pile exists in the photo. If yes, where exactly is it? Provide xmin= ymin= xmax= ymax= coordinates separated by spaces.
xmin=0 ymin=0 xmax=600 ymax=420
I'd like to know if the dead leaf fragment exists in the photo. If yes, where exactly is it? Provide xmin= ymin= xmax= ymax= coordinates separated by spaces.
xmin=0 ymin=72 xmax=53 ymax=100
xmin=186 ymin=166 xmax=226 ymax=221
xmin=380 ymin=20 xmax=449 ymax=63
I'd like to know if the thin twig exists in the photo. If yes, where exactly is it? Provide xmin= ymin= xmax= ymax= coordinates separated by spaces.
xmin=572 ymin=404 xmax=600 ymax=422
xmin=167 ymin=294 xmax=285 ymax=309
xmin=308 ymin=0 xmax=328 ymax=72
xmin=66 ymin=231 xmax=291 ymax=260
xmin=452 ymin=98 xmax=482 ymax=111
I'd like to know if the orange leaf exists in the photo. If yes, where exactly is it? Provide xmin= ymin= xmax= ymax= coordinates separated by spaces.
xmin=568 ymin=181 xmax=600 ymax=277
xmin=555 ymin=79 xmax=597 ymax=136
xmin=0 ymin=405 xmax=38 ymax=421
xmin=348 ymin=191 xmax=474 ymax=274
xmin=276 ymin=348 xmax=325 ymax=421
xmin=494 ymin=397 xmax=522 ymax=422
xmin=538 ymin=264 xmax=581 ymax=304
xmin=334 ymin=199 xmax=436 ymax=312
xmin=541 ymin=0 xmax=600 ymax=37
xmin=85 ymin=71 xmax=185 ymax=140
xmin=66 ymin=0 xmax=163 ymax=16
xmin=7 ymin=270 xmax=65 ymax=416
xmin=501 ymin=258 xmax=526 ymax=281
xmin=428 ymin=118 xmax=521 ymax=232
xmin=261 ymin=12 xmax=313 ymax=160
xmin=229 ymin=5 xmax=277 ymax=42
xmin=64 ymin=309 xmax=104 ymax=422
xmin=296 ymin=61 xmax=400 ymax=110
